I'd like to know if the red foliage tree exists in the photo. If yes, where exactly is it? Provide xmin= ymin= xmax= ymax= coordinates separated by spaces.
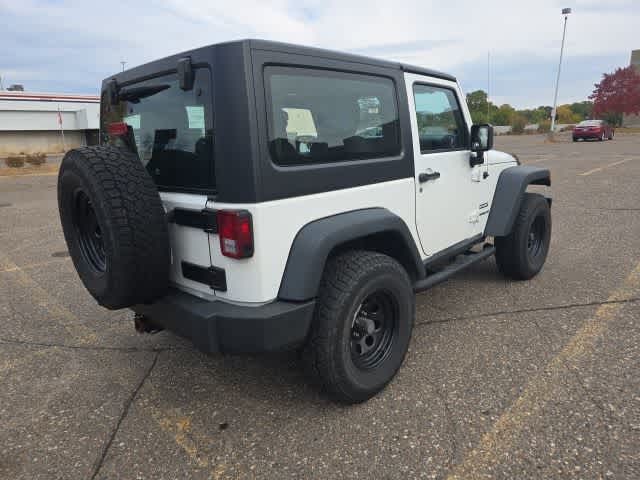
xmin=589 ymin=66 xmax=640 ymax=120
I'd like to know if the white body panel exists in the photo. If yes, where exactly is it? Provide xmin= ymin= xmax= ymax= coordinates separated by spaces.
xmin=209 ymin=178 xmax=418 ymax=304
xmin=159 ymin=192 xmax=213 ymax=298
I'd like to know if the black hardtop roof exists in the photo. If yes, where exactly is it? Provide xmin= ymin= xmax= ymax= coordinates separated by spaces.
xmin=244 ymin=39 xmax=456 ymax=82
xmin=104 ymin=38 xmax=456 ymax=87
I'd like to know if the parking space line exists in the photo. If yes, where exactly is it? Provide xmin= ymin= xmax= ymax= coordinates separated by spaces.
xmin=579 ymin=158 xmax=631 ymax=176
xmin=446 ymin=260 xmax=640 ymax=480
xmin=0 ymin=349 xmax=48 ymax=377
xmin=0 ymin=172 xmax=59 ymax=179
xmin=0 ymin=257 xmax=70 ymax=274
xmin=149 ymin=405 xmax=228 ymax=478
xmin=0 ymin=254 xmax=97 ymax=346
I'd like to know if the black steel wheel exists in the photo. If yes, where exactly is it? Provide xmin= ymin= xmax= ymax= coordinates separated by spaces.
xmin=350 ymin=290 xmax=399 ymax=370
xmin=303 ymin=251 xmax=415 ymax=404
xmin=527 ymin=215 xmax=546 ymax=261
xmin=72 ymin=189 xmax=106 ymax=273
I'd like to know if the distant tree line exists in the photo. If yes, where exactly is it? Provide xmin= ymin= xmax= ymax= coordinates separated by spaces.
xmin=465 ymin=64 xmax=640 ymax=133
xmin=465 ymin=90 xmax=593 ymax=133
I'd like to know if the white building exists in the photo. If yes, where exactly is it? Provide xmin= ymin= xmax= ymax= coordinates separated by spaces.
xmin=0 ymin=91 xmax=100 ymax=155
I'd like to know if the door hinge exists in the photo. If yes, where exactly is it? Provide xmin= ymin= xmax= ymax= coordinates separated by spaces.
xmin=171 ymin=208 xmax=218 ymax=233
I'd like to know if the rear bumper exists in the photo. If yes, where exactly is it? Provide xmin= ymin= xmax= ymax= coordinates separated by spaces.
xmin=133 ymin=289 xmax=315 ymax=353
xmin=573 ymin=131 xmax=601 ymax=139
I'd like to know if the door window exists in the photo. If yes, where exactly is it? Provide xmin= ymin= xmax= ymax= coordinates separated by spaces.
xmin=413 ymin=84 xmax=468 ymax=153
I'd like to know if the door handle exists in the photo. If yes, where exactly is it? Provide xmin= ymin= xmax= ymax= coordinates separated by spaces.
xmin=419 ymin=171 xmax=441 ymax=183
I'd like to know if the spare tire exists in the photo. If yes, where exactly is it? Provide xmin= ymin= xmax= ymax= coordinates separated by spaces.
xmin=58 ymin=146 xmax=170 ymax=310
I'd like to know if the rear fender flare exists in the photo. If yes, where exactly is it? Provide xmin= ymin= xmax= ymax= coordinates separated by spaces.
xmin=278 ymin=208 xmax=424 ymax=302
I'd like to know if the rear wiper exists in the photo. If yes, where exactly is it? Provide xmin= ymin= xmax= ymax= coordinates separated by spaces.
xmin=118 ymin=84 xmax=170 ymax=103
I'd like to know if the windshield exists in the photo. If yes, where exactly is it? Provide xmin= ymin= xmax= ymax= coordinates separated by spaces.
xmin=100 ymin=69 xmax=214 ymax=192
xmin=578 ymin=120 xmax=602 ymax=126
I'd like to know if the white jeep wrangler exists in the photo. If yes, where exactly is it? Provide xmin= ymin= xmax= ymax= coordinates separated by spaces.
xmin=58 ymin=40 xmax=551 ymax=403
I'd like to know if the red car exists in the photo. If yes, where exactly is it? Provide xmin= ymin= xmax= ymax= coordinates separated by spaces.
xmin=572 ymin=120 xmax=614 ymax=142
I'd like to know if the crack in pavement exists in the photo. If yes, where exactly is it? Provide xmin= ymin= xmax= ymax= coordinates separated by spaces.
xmin=561 ymin=206 xmax=640 ymax=212
xmin=2 ymin=300 xmax=639 ymax=353
xmin=0 ymin=336 xmax=189 ymax=353
xmin=414 ymin=297 xmax=640 ymax=328
xmin=90 ymin=351 xmax=159 ymax=480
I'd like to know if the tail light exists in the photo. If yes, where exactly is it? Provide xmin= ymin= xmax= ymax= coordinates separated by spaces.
xmin=107 ymin=122 xmax=129 ymax=136
xmin=217 ymin=210 xmax=254 ymax=259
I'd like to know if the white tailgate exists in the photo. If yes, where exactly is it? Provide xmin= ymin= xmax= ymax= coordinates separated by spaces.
xmin=160 ymin=191 xmax=214 ymax=299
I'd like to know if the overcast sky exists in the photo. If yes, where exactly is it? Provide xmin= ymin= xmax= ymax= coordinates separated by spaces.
xmin=1 ymin=0 xmax=638 ymax=108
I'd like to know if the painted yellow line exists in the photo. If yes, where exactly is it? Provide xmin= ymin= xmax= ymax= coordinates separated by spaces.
xmin=447 ymin=261 xmax=640 ymax=480
xmin=0 ymin=256 xmax=70 ymax=274
xmin=0 ymin=164 xmax=60 ymax=178
xmin=0 ymin=254 xmax=97 ymax=346
xmin=579 ymin=158 xmax=631 ymax=176
xmin=0 ymin=171 xmax=59 ymax=179
xmin=148 ymin=405 xmax=228 ymax=478
xmin=0 ymin=350 xmax=48 ymax=376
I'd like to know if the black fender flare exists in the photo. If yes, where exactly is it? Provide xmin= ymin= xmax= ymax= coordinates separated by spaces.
xmin=484 ymin=165 xmax=551 ymax=237
xmin=278 ymin=208 xmax=425 ymax=302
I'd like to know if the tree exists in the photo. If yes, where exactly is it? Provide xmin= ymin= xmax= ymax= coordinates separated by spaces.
xmin=511 ymin=114 xmax=527 ymax=134
xmin=519 ymin=106 xmax=551 ymax=124
xmin=589 ymin=66 xmax=640 ymax=125
xmin=492 ymin=104 xmax=516 ymax=126
xmin=466 ymin=90 xmax=490 ymax=124
xmin=556 ymin=104 xmax=581 ymax=124
xmin=569 ymin=101 xmax=593 ymax=120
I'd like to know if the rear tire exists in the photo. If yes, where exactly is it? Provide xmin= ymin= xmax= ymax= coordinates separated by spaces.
xmin=58 ymin=146 xmax=170 ymax=309
xmin=303 ymin=251 xmax=415 ymax=404
xmin=495 ymin=193 xmax=551 ymax=280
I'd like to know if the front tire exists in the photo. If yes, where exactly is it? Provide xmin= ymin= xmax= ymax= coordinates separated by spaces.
xmin=303 ymin=251 xmax=415 ymax=404
xmin=495 ymin=193 xmax=551 ymax=280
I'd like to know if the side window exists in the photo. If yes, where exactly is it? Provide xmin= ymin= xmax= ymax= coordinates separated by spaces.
xmin=265 ymin=66 xmax=400 ymax=166
xmin=413 ymin=84 xmax=468 ymax=153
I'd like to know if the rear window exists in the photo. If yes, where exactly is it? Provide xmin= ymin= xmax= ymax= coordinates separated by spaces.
xmin=100 ymin=69 xmax=214 ymax=192
xmin=578 ymin=120 xmax=602 ymax=126
xmin=265 ymin=66 xmax=400 ymax=166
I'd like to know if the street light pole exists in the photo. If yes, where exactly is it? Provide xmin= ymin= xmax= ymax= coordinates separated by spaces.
xmin=120 ymin=61 xmax=127 ymax=72
xmin=550 ymin=8 xmax=571 ymax=136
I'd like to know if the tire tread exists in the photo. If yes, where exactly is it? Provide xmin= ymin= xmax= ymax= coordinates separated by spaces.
xmin=303 ymin=250 xmax=414 ymax=403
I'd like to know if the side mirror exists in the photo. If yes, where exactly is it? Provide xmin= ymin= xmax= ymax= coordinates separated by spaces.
xmin=177 ymin=57 xmax=194 ymax=91
xmin=469 ymin=124 xmax=493 ymax=167
xmin=470 ymin=124 xmax=494 ymax=152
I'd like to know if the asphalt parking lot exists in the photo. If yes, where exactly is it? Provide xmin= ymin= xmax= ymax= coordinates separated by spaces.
xmin=1 ymin=133 xmax=639 ymax=479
